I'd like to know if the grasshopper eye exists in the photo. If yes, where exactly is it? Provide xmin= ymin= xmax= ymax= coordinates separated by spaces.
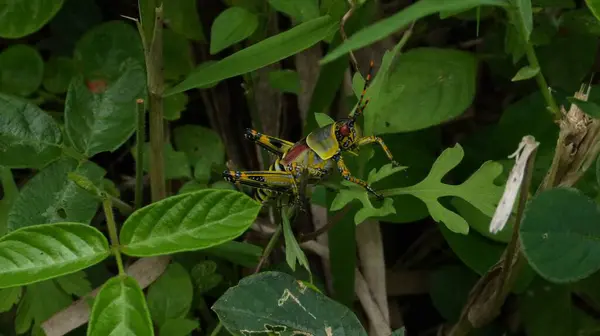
xmin=340 ymin=124 xmax=351 ymax=136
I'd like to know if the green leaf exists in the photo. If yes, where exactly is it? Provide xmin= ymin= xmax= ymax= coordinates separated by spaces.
xmin=173 ymin=125 xmax=225 ymax=168
xmin=586 ymin=0 xmax=600 ymax=22
xmin=15 ymin=280 xmax=72 ymax=334
xmin=0 ymin=0 xmax=65 ymax=38
xmin=511 ymin=65 xmax=540 ymax=81
xmin=164 ymin=29 xmax=194 ymax=81
xmin=268 ymin=70 xmax=301 ymax=94
xmin=429 ymin=265 xmax=479 ymax=322
xmin=514 ymin=0 xmax=533 ymax=41
xmin=0 ymin=167 xmax=18 ymax=236
xmin=451 ymin=197 xmax=513 ymax=243
xmin=0 ymin=94 xmax=62 ymax=168
xmin=320 ymin=0 xmax=508 ymax=64
xmin=366 ymin=48 xmax=477 ymax=134
xmin=331 ymin=181 xmax=397 ymax=225
xmin=178 ymin=180 xmax=207 ymax=195
xmin=147 ymin=263 xmax=194 ymax=327
xmin=190 ymin=260 xmax=223 ymax=293
xmin=519 ymin=278 xmax=573 ymax=336
xmin=520 ymin=187 xmax=600 ymax=283
xmin=561 ymin=8 xmax=600 ymax=36
xmin=164 ymin=92 xmax=188 ymax=121
xmin=120 ymin=189 xmax=261 ymax=256
xmin=43 ymin=57 xmax=75 ymax=94
xmin=391 ymin=327 xmax=406 ymax=336
xmin=268 ymin=0 xmax=320 ymax=22
xmin=0 ymin=286 xmax=21 ymax=312
xmin=138 ymin=0 xmax=156 ymax=45
xmin=568 ymin=97 xmax=600 ymax=119
xmin=166 ymin=15 xmax=336 ymax=95
xmin=66 ymin=21 xmax=146 ymax=157
xmin=133 ymin=142 xmax=192 ymax=180
xmin=213 ymin=271 xmax=367 ymax=335
xmin=0 ymin=222 xmax=110 ymax=288
xmin=210 ymin=7 xmax=259 ymax=55
xmin=55 ymin=271 xmax=92 ymax=297
xmin=0 ymin=45 xmax=44 ymax=96
xmin=159 ymin=318 xmax=200 ymax=336
xmin=384 ymin=144 xmax=504 ymax=234
xmin=202 ymin=241 xmax=262 ymax=268
xmin=282 ymin=213 xmax=310 ymax=273
xmin=8 ymin=158 xmax=105 ymax=230
xmin=88 ymin=275 xmax=154 ymax=336
xmin=314 ymin=112 xmax=335 ymax=127
xmin=164 ymin=0 xmax=205 ymax=41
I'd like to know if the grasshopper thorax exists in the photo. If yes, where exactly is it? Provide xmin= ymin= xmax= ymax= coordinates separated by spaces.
xmin=335 ymin=118 xmax=361 ymax=150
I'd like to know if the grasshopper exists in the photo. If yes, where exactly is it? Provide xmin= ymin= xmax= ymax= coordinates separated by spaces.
xmin=223 ymin=61 xmax=399 ymax=205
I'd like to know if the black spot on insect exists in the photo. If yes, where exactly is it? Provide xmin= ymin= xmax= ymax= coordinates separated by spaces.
xmin=250 ymin=176 xmax=265 ymax=182
xmin=271 ymin=139 xmax=283 ymax=148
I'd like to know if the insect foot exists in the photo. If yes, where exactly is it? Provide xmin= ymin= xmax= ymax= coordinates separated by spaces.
xmin=244 ymin=128 xmax=259 ymax=141
xmin=391 ymin=160 xmax=401 ymax=167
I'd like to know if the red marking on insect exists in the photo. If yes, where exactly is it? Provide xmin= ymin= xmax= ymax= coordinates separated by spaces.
xmin=282 ymin=142 xmax=309 ymax=164
xmin=340 ymin=124 xmax=351 ymax=136
xmin=86 ymin=79 xmax=107 ymax=93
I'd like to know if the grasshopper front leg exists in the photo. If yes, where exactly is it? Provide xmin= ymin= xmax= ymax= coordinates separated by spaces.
xmin=357 ymin=136 xmax=400 ymax=167
xmin=332 ymin=153 xmax=383 ymax=200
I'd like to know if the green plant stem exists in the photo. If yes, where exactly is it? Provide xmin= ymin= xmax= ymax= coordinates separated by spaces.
xmin=111 ymin=195 xmax=134 ymax=216
xmin=254 ymin=222 xmax=283 ymax=273
xmin=102 ymin=197 xmax=125 ymax=275
xmin=135 ymin=99 xmax=146 ymax=209
xmin=209 ymin=322 xmax=223 ymax=336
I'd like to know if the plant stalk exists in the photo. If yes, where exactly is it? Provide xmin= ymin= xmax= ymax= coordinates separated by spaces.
xmin=135 ymin=98 xmax=146 ymax=209
xmin=102 ymin=197 xmax=125 ymax=275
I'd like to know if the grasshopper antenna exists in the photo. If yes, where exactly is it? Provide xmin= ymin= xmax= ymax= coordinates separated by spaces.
xmin=352 ymin=60 xmax=375 ymax=121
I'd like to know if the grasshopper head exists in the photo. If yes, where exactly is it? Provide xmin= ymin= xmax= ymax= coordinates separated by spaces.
xmin=335 ymin=118 xmax=361 ymax=152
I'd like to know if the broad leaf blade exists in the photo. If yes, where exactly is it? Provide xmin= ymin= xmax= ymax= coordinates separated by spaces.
xmin=43 ymin=56 xmax=75 ymax=94
xmin=88 ymin=275 xmax=154 ymax=336
xmin=0 ymin=0 xmax=65 ymax=38
xmin=147 ymin=263 xmax=194 ymax=327
xmin=0 ymin=44 xmax=44 ymax=96
xmin=511 ymin=65 xmax=540 ymax=81
xmin=120 ymin=190 xmax=261 ymax=256
xmin=210 ymin=7 xmax=259 ymax=54
xmin=212 ymin=271 xmax=367 ymax=335
xmin=164 ymin=0 xmax=205 ymax=41
xmin=0 ymin=222 xmax=110 ymax=288
xmin=166 ymin=15 xmax=336 ymax=95
xmin=0 ymin=93 xmax=62 ymax=168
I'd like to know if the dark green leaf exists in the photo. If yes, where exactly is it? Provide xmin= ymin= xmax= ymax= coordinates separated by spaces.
xmin=0 ymin=94 xmax=62 ymax=168
xmin=159 ymin=318 xmax=200 ymax=336
xmin=15 ymin=280 xmax=72 ymax=334
xmin=511 ymin=65 xmax=540 ymax=81
xmin=55 ymin=271 xmax=92 ymax=297
xmin=0 ymin=168 xmax=18 ymax=236
xmin=133 ymin=142 xmax=192 ymax=180
xmin=88 ymin=275 xmax=154 ymax=336
xmin=533 ymin=0 xmax=575 ymax=8
xmin=166 ymin=15 xmax=336 ymax=95
xmin=0 ymin=0 xmax=65 ymax=38
xmin=49 ymin=0 xmax=102 ymax=52
xmin=320 ymin=0 xmax=508 ymax=64
xmin=177 ymin=180 xmax=207 ymax=195
xmin=451 ymin=197 xmax=513 ymax=243
xmin=8 ymin=158 xmax=105 ymax=230
xmin=164 ymin=92 xmax=188 ymax=121
xmin=210 ymin=7 xmax=259 ymax=54
xmin=366 ymin=48 xmax=477 ymax=134
xmin=268 ymin=0 xmax=320 ymax=22
xmin=190 ymin=260 xmax=223 ymax=293
xmin=120 ymin=190 xmax=261 ymax=256
xmin=147 ymin=263 xmax=194 ymax=327
xmin=164 ymin=0 xmax=205 ymax=41
xmin=138 ymin=0 xmax=156 ymax=45
xmin=213 ymin=271 xmax=367 ymax=335
xmin=66 ymin=21 xmax=146 ymax=156
xmin=561 ymin=8 xmax=600 ymax=36
xmin=282 ymin=213 xmax=310 ymax=272
xmin=429 ymin=265 xmax=479 ymax=322
xmin=0 ymin=222 xmax=110 ymax=288
xmin=268 ymin=70 xmax=301 ymax=94
xmin=43 ymin=57 xmax=75 ymax=94
xmin=519 ymin=278 xmax=573 ymax=336
xmin=202 ymin=241 xmax=262 ymax=268
xmin=514 ymin=0 xmax=533 ymax=40
xmin=0 ymin=286 xmax=21 ymax=312
xmin=173 ymin=125 xmax=225 ymax=167
xmin=328 ymin=205 xmax=356 ymax=308
xmin=587 ymin=0 xmax=600 ymax=22
xmin=521 ymin=188 xmax=600 ymax=283
xmin=568 ymin=97 xmax=600 ymax=119
xmin=0 ymin=45 xmax=44 ymax=96
xmin=164 ymin=29 xmax=194 ymax=81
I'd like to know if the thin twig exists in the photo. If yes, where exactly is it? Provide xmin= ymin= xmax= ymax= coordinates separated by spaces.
xmin=101 ymin=196 xmax=125 ymax=275
xmin=340 ymin=0 xmax=359 ymax=72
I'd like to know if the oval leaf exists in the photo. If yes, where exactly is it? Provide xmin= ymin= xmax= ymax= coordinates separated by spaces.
xmin=213 ymin=271 xmax=367 ymax=335
xmin=521 ymin=188 xmax=600 ymax=283
xmin=164 ymin=0 xmax=205 ymax=41
xmin=0 ymin=0 xmax=65 ymax=38
xmin=0 ymin=222 xmax=110 ymax=288
xmin=368 ymin=48 xmax=477 ymax=134
xmin=66 ymin=21 xmax=146 ymax=157
xmin=166 ymin=15 xmax=336 ymax=95
xmin=0 ymin=93 xmax=62 ymax=168
xmin=87 ymin=275 xmax=154 ymax=336
xmin=511 ymin=65 xmax=540 ymax=82
xmin=120 ymin=190 xmax=261 ymax=257
xmin=147 ymin=263 xmax=194 ymax=327
xmin=0 ymin=44 xmax=44 ymax=96
xmin=210 ymin=7 xmax=259 ymax=55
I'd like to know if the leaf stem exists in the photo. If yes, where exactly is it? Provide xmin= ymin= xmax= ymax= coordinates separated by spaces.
xmin=61 ymin=145 xmax=88 ymax=163
xmin=209 ymin=322 xmax=223 ymax=336
xmin=102 ymin=196 xmax=125 ymax=275
xmin=135 ymin=99 xmax=146 ymax=209
xmin=254 ymin=222 xmax=283 ymax=273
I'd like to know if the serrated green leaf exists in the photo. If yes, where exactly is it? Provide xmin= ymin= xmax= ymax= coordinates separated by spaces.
xmin=164 ymin=92 xmax=188 ymax=121
xmin=0 ymin=222 xmax=110 ymax=288
xmin=159 ymin=318 xmax=200 ymax=336
xmin=120 ymin=190 xmax=261 ymax=256
xmin=210 ymin=7 xmax=259 ymax=54
xmin=164 ymin=29 xmax=194 ymax=81
xmin=268 ymin=70 xmax=301 ymax=94
xmin=268 ymin=0 xmax=320 ymax=22
xmin=367 ymin=163 xmax=408 ymax=184
xmin=511 ymin=65 xmax=540 ymax=81
xmin=166 ymin=15 xmax=336 ymax=95
xmin=0 ymin=0 xmax=65 ymax=38
xmin=173 ymin=125 xmax=225 ymax=168
xmin=0 ymin=93 xmax=62 ymax=168
xmin=213 ymin=271 xmax=367 ymax=335
xmin=87 ymin=275 xmax=154 ymax=336
xmin=366 ymin=48 xmax=477 ymax=134
xmin=8 ymin=158 xmax=105 ymax=230
xmin=519 ymin=278 xmax=573 ymax=336
xmin=66 ymin=21 xmax=146 ymax=157
xmin=0 ymin=286 xmax=21 ymax=312
xmin=15 ymin=280 xmax=72 ymax=334
xmin=132 ymin=142 xmax=192 ymax=180
xmin=55 ymin=270 xmax=92 ymax=297
xmin=0 ymin=45 xmax=44 ymax=96
xmin=568 ymin=97 xmax=600 ymax=119
xmin=331 ymin=181 xmax=397 ymax=225
xmin=43 ymin=57 xmax=75 ymax=94
xmin=320 ymin=0 xmax=508 ymax=64
xmin=282 ymin=213 xmax=310 ymax=273
xmin=314 ymin=112 xmax=335 ymax=127
xmin=521 ymin=188 xmax=600 ymax=283
xmin=164 ymin=0 xmax=205 ymax=41
xmin=147 ymin=263 xmax=193 ymax=327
